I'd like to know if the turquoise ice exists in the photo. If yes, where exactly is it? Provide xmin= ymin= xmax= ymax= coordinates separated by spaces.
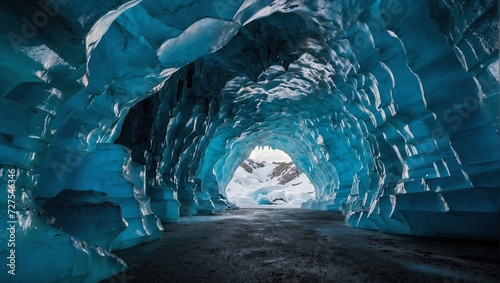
xmin=0 ymin=0 xmax=498 ymax=282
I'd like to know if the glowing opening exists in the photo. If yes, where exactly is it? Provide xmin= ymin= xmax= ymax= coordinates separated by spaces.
xmin=249 ymin=146 xmax=292 ymax=162
xmin=226 ymin=146 xmax=315 ymax=207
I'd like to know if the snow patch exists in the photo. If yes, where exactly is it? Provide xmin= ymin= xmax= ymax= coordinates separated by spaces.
xmin=226 ymin=159 xmax=315 ymax=207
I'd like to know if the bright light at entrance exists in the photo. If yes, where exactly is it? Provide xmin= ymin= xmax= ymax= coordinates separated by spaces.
xmin=249 ymin=146 xmax=292 ymax=162
xmin=226 ymin=146 xmax=315 ymax=207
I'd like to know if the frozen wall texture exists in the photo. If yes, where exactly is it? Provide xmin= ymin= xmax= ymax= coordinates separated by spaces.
xmin=0 ymin=0 xmax=498 ymax=282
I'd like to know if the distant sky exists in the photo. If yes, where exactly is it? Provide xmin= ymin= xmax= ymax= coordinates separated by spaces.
xmin=249 ymin=146 xmax=292 ymax=162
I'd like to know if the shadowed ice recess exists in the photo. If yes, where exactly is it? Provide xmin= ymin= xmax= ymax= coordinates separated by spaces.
xmin=0 ymin=0 xmax=498 ymax=282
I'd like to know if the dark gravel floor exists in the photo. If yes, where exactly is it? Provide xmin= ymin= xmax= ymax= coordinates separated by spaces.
xmin=104 ymin=208 xmax=499 ymax=283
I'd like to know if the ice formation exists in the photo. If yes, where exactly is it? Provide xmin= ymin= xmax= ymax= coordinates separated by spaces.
xmin=226 ymin=158 xmax=315 ymax=206
xmin=0 ymin=0 xmax=498 ymax=281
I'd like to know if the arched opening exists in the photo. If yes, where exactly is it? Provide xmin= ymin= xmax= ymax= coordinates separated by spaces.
xmin=226 ymin=146 xmax=315 ymax=207
xmin=0 ymin=1 xmax=498 ymax=282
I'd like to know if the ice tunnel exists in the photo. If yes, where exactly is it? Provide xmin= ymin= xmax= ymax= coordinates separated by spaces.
xmin=0 ymin=0 xmax=499 ymax=281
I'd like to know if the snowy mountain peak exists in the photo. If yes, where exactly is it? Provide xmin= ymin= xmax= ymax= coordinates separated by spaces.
xmin=239 ymin=159 xmax=303 ymax=185
xmin=226 ymin=159 xmax=314 ymax=206
xmin=240 ymin=159 xmax=266 ymax=173
xmin=269 ymin=162 xmax=302 ymax=185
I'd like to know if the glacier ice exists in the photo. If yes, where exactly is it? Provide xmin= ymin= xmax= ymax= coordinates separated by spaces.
xmin=37 ymin=143 xmax=164 ymax=250
xmin=226 ymin=157 xmax=315 ymax=207
xmin=0 ymin=0 xmax=499 ymax=281
xmin=42 ymin=189 xmax=127 ymax=251
xmin=0 ymin=169 xmax=127 ymax=282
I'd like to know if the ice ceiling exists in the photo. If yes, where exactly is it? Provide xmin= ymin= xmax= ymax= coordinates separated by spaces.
xmin=0 ymin=0 xmax=499 ymax=281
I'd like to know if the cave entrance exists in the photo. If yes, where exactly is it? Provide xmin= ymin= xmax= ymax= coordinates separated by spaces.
xmin=226 ymin=146 xmax=315 ymax=207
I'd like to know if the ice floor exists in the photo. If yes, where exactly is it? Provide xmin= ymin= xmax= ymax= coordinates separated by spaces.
xmin=107 ymin=208 xmax=500 ymax=283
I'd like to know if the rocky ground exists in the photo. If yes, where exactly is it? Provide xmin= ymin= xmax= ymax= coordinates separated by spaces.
xmin=105 ymin=208 xmax=499 ymax=283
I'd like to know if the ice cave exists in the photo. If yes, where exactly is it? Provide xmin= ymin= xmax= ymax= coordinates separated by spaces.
xmin=0 ymin=0 xmax=498 ymax=282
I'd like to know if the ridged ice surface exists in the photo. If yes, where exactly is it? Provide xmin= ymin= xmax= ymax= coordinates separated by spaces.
xmin=0 ymin=0 xmax=498 ymax=281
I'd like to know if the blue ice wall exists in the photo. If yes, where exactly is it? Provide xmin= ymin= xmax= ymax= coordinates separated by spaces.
xmin=0 ymin=0 xmax=498 ymax=282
